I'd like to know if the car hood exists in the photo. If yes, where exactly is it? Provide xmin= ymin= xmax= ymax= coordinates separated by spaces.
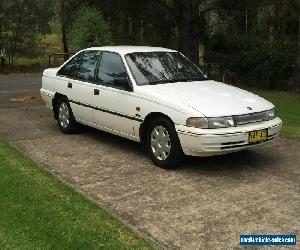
xmin=136 ymin=80 xmax=274 ymax=117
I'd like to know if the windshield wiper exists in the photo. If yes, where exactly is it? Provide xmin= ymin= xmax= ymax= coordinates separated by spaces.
xmin=169 ymin=78 xmax=208 ymax=82
xmin=147 ymin=77 xmax=208 ymax=85
xmin=148 ymin=79 xmax=174 ymax=85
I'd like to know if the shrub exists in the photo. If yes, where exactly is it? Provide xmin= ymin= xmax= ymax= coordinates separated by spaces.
xmin=206 ymin=34 xmax=295 ymax=90
xmin=69 ymin=6 xmax=113 ymax=50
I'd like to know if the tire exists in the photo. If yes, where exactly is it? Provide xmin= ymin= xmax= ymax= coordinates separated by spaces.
xmin=56 ymin=97 xmax=78 ymax=134
xmin=147 ymin=117 xmax=183 ymax=169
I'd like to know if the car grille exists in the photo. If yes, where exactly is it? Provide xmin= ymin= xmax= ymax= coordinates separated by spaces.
xmin=234 ymin=111 xmax=271 ymax=126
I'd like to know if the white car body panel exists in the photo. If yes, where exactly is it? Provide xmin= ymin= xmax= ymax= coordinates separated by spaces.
xmin=40 ymin=46 xmax=283 ymax=156
xmin=137 ymin=81 xmax=274 ymax=117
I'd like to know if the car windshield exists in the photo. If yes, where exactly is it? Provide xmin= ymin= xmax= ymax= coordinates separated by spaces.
xmin=125 ymin=52 xmax=208 ymax=86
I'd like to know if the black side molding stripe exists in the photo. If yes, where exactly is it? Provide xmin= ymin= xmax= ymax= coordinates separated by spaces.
xmin=69 ymin=100 xmax=144 ymax=122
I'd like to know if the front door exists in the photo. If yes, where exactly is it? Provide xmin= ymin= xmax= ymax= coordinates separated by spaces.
xmin=92 ymin=51 xmax=140 ymax=138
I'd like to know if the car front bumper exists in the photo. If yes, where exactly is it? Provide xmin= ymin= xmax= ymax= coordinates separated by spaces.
xmin=176 ymin=117 xmax=283 ymax=157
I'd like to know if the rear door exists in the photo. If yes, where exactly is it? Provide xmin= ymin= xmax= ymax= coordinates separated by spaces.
xmin=57 ymin=50 xmax=101 ymax=123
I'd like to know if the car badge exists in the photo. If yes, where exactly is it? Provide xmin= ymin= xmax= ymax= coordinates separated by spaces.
xmin=247 ymin=107 xmax=253 ymax=111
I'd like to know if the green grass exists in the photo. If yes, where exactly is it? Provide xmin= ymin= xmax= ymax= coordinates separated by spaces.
xmin=40 ymin=33 xmax=62 ymax=52
xmin=248 ymin=88 xmax=300 ymax=140
xmin=0 ymin=33 xmax=63 ymax=73
xmin=0 ymin=140 xmax=155 ymax=250
xmin=13 ymin=56 xmax=48 ymax=70
xmin=11 ymin=33 xmax=63 ymax=72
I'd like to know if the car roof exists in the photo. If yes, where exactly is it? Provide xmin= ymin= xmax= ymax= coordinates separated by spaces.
xmin=86 ymin=46 xmax=177 ymax=55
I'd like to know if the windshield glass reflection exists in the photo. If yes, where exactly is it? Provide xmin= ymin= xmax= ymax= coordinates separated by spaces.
xmin=125 ymin=52 xmax=208 ymax=86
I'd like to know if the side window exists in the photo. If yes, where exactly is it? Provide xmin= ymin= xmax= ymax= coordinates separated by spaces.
xmin=57 ymin=50 xmax=100 ymax=81
xmin=57 ymin=52 xmax=83 ymax=79
xmin=77 ymin=51 xmax=101 ymax=82
xmin=97 ymin=52 xmax=127 ymax=87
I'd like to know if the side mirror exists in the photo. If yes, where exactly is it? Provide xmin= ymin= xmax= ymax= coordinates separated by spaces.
xmin=114 ymin=76 xmax=132 ymax=91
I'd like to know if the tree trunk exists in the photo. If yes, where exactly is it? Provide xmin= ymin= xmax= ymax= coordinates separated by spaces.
xmin=294 ymin=17 xmax=300 ymax=92
xmin=60 ymin=0 xmax=69 ymax=61
xmin=9 ymin=42 xmax=13 ymax=71
xmin=0 ymin=0 xmax=3 ymax=69
xmin=245 ymin=7 xmax=248 ymax=36
xmin=175 ymin=0 xmax=200 ymax=64
xmin=140 ymin=19 xmax=144 ymax=45
xmin=269 ymin=5 xmax=276 ymax=43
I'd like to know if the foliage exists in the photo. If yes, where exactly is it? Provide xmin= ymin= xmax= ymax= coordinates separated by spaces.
xmin=69 ymin=6 xmax=113 ymax=50
xmin=207 ymin=34 xmax=295 ymax=89
xmin=205 ymin=0 xmax=299 ymax=89
xmin=0 ymin=0 xmax=54 ymax=69
xmin=0 ymin=0 xmax=298 ymax=90
xmin=76 ymin=0 xmax=298 ymax=90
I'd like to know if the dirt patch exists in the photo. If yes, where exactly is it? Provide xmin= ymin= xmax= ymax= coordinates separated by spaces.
xmin=10 ymin=95 xmax=41 ymax=102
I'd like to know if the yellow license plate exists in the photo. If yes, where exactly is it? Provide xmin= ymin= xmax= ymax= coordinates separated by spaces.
xmin=248 ymin=129 xmax=268 ymax=144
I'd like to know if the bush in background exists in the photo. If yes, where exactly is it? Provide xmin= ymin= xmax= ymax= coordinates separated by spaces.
xmin=69 ymin=6 xmax=113 ymax=50
xmin=206 ymin=32 xmax=295 ymax=90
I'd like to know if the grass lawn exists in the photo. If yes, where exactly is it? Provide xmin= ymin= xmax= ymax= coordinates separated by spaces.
xmin=248 ymin=88 xmax=300 ymax=140
xmin=40 ymin=33 xmax=62 ymax=52
xmin=0 ymin=140 xmax=155 ymax=250
xmin=0 ymin=33 xmax=64 ymax=74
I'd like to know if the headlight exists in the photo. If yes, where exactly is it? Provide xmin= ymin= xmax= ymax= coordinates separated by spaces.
xmin=186 ymin=116 xmax=235 ymax=129
xmin=266 ymin=108 xmax=276 ymax=120
xmin=186 ymin=117 xmax=208 ymax=128
xmin=207 ymin=116 xmax=235 ymax=128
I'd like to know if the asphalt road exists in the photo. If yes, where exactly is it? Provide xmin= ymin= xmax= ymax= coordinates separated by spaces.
xmin=0 ymin=74 xmax=41 ymax=93
xmin=0 ymin=75 xmax=299 ymax=250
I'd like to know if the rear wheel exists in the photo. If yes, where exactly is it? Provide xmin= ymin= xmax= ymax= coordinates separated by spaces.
xmin=56 ymin=97 xmax=77 ymax=134
xmin=147 ymin=117 xmax=183 ymax=169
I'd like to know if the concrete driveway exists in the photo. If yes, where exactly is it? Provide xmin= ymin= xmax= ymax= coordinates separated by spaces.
xmin=0 ymin=75 xmax=299 ymax=249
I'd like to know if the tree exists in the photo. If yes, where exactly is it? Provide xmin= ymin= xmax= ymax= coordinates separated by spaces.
xmin=83 ymin=0 xmax=219 ymax=64
xmin=0 ymin=0 xmax=53 ymax=69
xmin=0 ymin=0 xmax=5 ymax=68
xmin=295 ymin=16 xmax=300 ymax=92
xmin=289 ymin=0 xmax=300 ymax=91
xmin=60 ymin=0 xmax=69 ymax=61
xmin=202 ymin=0 xmax=297 ymax=88
xmin=69 ymin=6 xmax=113 ymax=50
xmin=148 ymin=0 xmax=219 ymax=64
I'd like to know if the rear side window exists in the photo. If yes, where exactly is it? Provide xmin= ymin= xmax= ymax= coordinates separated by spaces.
xmin=97 ymin=52 xmax=127 ymax=86
xmin=58 ymin=53 xmax=83 ymax=79
xmin=58 ymin=50 xmax=100 ymax=82
xmin=77 ymin=51 xmax=101 ymax=81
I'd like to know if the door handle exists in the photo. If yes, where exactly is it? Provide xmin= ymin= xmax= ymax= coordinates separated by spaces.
xmin=67 ymin=82 xmax=72 ymax=88
xmin=94 ymin=89 xmax=100 ymax=95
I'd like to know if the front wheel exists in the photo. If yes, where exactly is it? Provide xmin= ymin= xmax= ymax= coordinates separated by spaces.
xmin=147 ymin=117 xmax=183 ymax=169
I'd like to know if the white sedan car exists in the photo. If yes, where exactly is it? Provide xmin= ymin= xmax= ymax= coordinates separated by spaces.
xmin=41 ymin=46 xmax=282 ymax=168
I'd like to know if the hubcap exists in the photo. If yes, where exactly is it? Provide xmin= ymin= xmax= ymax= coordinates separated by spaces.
xmin=150 ymin=126 xmax=171 ymax=161
xmin=58 ymin=102 xmax=70 ymax=128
